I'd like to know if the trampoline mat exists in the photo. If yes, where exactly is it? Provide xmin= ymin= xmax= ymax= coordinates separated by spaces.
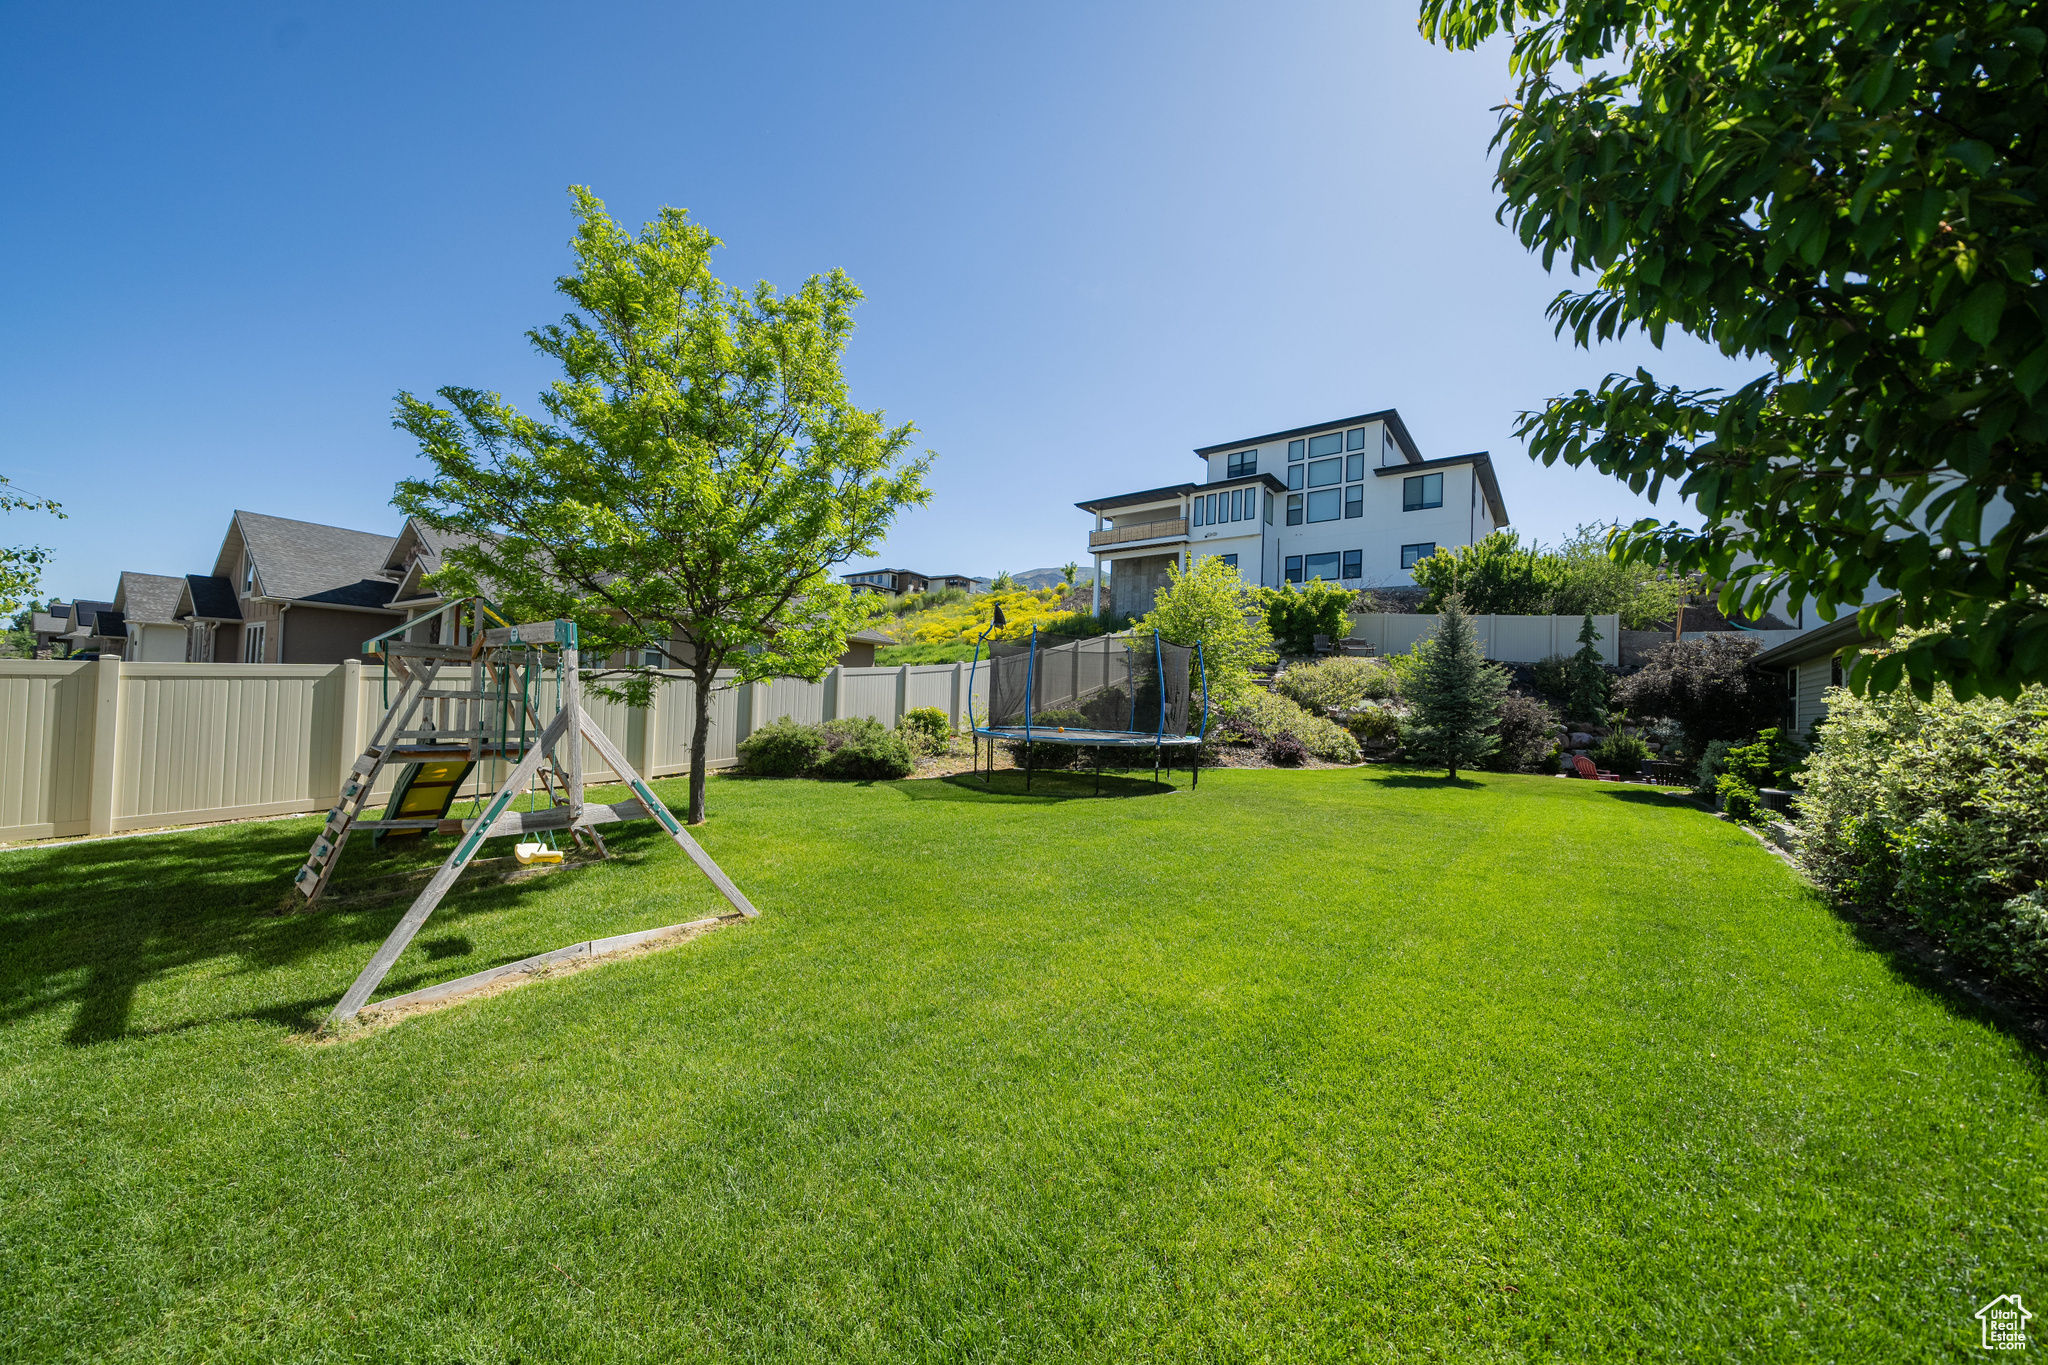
xmin=975 ymin=726 xmax=1200 ymax=747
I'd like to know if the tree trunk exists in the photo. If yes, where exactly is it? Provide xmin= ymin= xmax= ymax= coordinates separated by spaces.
xmin=687 ymin=661 xmax=715 ymax=825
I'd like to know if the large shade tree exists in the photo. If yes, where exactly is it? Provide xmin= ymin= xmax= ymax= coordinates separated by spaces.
xmin=395 ymin=188 xmax=932 ymax=823
xmin=1423 ymin=0 xmax=2048 ymax=701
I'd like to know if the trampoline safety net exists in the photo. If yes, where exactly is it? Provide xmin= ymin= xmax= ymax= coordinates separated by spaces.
xmin=984 ymin=632 xmax=1196 ymax=737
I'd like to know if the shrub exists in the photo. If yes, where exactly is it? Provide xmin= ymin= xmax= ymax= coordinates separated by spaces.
xmin=1716 ymin=772 xmax=1763 ymax=822
xmin=1801 ymin=672 xmax=2048 ymax=996
xmin=1528 ymin=653 xmax=1573 ymax=705
xmin=898 ymin=706 xmax=951 ymax=755
xmin=1273 ymin=656 xmax=1391 ymax=713
xmin=1264 ymin=732 xmax=1310 ymax=767
xmin=1693 ymin=738 xmax=1734 ymax=793
xmin=815 ymin=717 xmax=916 ymax=780
xmin=1410 ymin=531 xmax=1551 ymax=615
xmin=736 ymin=716 xmax=827 ymax=777
xmin=1613 ymin=634 xmax=1783 ymax=753
xmin=1042 ymin=608 xmax=1134 ymax=637
xmin=1347 ymin=702 xmax=1403 ymax=747
xmin=1131 ymin=556 xmax=1275 ymax=709
xmin=1221 ymin=691 xmax=1361 ymax=764
xmin=1489 ymin=693 xmax=1563 ymax=772
xmin=1260 ymin=579 xmax=1355 ymax=656
xmin=1589 ymin=731 xmax=1650 ymax=775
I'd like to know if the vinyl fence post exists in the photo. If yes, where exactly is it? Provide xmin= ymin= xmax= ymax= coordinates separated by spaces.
xmin=825 ymin=665 xmax=842 ymax=722
xmin=87 ymin=653 xmax=123 ymax=836
xmin=641 ymin=673 xmax=662 ymax=775
xmin=950 ymin=661 xmax=963 ymax=729
xmin=337 ymin=658 xmax=362 ymax=791
xmin=896 ymin=664 xmax=910 ymax=725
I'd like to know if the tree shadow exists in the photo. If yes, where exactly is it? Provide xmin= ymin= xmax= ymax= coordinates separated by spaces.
xmin=0 ymin=814 xmax=667 ymax=1047
xmin=895 ymin=771 xmax=1179 ymax=803
xmin=1365 ymin=773 xmax=1485 ymax=790
xmin=1593 ymin=787 xmax=1703 ymax=808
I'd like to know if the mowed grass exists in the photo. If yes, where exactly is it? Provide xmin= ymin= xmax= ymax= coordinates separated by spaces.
xmin=0 ymin=767 xmax=2042 ymax=1362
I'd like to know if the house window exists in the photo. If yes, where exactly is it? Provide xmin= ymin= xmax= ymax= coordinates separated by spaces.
xmin=243 ymin=623 xmax=266 ymax=662
xmin=1346 ymin=452 xmax=1364 ymax=482
xmin=1288 ymin=440 xmax=1305 ymax=462
xmin=1193 ymin=496 xmax=1205 ymax=527
xmin=1287 ymin=465 xmax=1304 ymax=490
xmin=1401 ymin=542 xmax=1436 ymax=569
xmin=1382 ymin=428 xmax=1401 ymax=467
xmin=1306 ymin=489 xmax=1341 ymax=522
xmin=1342 ymin=550 xmax=1363 ymax=580
xmin=1304 ymin=552 xmax=1340 ymax=581
xmin=1307 ymin=458 xmax=1342 ymax=488
xmin=1403 ymin=473 xmax=1443 ymax=511
xmin=1220 ymin=554 xmax=1238 ymax=570
xmin=1308 ymin=432 xmax=1343 ymax=458
xmin=642 ymin=647 xmax=665 ymax=667
xmin=1344 ymin=485 xmax=1363 ymax=518
xmin=1286 ymin=494 xmax=1303 ymax=526
xmin=1265 ymin=491 xmax=1274 ymax=523
xmin=1230 ymin=488 xmax=1243 ymax=521
xmin=1285 ymin=555 xmax=1304 ymax=583
xmin=1347 ymin=427 xmax=1366 ymax=451
xmin=242 ymin=557 xmax=255 ymax=593
xmin=1227 ymin=450 xmax=1257 ymax=478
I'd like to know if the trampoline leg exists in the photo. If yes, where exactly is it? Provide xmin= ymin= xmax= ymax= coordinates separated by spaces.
xmin=1153 ymin=744 xmax=1161 ymax=787
xmin=1025 ymin=741 xmax=1032 ymax=793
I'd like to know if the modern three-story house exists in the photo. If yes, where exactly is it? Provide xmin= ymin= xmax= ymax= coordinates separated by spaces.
xmin=1079 ymin=408 xmax=1509 ymax=618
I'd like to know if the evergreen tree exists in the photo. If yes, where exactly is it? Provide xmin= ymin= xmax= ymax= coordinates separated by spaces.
xmin=1566 ymin=613 xmax=1612 ymax=722
xmin=1400 ymin=594 xmax=1509 ymax=778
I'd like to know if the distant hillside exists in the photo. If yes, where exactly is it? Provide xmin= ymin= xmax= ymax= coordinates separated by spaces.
xmin=1013 ymin=566 xmax=1097 ymax=590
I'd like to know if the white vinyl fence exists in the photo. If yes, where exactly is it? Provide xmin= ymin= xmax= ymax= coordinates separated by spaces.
xmin=0 ymin=657 xmax=988 ymax=844
xmin=1347 ymin=613 xmax=1622 ymax=666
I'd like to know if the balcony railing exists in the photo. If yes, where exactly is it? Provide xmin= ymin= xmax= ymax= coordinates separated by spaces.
xmin=1088 ymin=517 xmax=1187 ymax=549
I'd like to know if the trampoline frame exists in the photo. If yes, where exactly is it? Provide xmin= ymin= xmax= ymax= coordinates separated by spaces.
xmin=967 ymin=626 xmax=1209 ymax=793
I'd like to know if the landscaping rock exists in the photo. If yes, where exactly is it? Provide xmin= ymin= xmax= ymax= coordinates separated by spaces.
xmin=1569 ymin=732 xmax=1593 ymax=747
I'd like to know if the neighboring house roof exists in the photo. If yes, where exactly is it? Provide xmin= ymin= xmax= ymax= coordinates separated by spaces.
xmin=1748 ymin=606 xmax=1886 ymax=671
xmin=1373 ymin=451 xmax=1510 ymax=527
xmin=112 ymin=571 xmax=188 ymax=626
xmin=212 ymin=510 xmax=402 ymax=611
xmin=847 ymin=628 xmax=896 ymax=646
xmin=66 ymin=599 xmax=115 ymax=640
xmin=387 ymin=518 xmax=488 ymax=607
xmin=92 ymin=609 xmax=126 ymax=640
xmin=1075 ymin=473 xmax=1288 ymax=515
xmin=1192 ymin=408 xmax=1424 ymax=463
xmin=181 ymin=574 xmax=242 ymax=621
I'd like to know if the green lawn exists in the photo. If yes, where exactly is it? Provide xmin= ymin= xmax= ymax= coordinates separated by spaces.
xmin=1 ymin=768 xmax=2040 ymax=1361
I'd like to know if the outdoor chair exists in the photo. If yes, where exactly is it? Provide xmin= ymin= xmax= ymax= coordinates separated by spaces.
xmin=1571 ymin=754 xmax=1622 ymax=782
xmin=1312 ymin=634 xmax=1335 ymax=656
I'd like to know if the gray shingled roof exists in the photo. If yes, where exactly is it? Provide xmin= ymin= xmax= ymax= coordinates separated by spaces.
xmin=114 ymin=571 xmax=188 ymax=626
xmin=235 ymin=511 xmax=399 ymax=609
xmin=184 ymin=574 xmax=240 ymax=620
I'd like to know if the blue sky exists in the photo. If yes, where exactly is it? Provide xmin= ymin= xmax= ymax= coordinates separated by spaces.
xmin=2 ymin=0 xmax=1757 ymax=604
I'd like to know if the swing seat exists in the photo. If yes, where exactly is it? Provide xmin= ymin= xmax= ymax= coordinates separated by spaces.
xmin=514 ymin=841 xmax=564 ymax=866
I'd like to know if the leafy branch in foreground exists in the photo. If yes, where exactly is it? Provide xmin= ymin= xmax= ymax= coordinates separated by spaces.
xmin=1422 ymin=0 xmax=2048 ymax=700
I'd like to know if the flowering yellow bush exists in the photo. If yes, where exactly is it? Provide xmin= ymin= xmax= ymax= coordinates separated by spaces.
xmin=903 ymin=588 xmax=1070 ymax=646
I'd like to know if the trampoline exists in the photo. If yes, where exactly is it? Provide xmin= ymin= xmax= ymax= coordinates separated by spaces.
xmin=968 ymin=627 xmax=1208 ymax=792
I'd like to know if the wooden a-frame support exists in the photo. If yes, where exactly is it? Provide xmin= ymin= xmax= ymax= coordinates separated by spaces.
xmin=307 ymin=624 xmax=757 ymax=1025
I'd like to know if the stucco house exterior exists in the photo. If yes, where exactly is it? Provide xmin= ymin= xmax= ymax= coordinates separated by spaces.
xmin=842 ymin=568 xmax=986 ymax=598
xmin=1080 ymin=408 xmax=1509 ymax=618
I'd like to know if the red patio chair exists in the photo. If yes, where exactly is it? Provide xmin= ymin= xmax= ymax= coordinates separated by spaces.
xmin=1571 ymin=754 xmax=1622 ymax=782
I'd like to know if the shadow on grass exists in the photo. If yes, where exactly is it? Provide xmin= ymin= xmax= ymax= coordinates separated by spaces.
xmin=0 ymin=817 xmax=675 ymax=1046
xmin=1365 ymin=773 xmax=1485 ymax=790
xmin=898 ymin=771 xmax=1179 ymax=803
xmin=1595 ymin=787 xmax=1703 ymax=808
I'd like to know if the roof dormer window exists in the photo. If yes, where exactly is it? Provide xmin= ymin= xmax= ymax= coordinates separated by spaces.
xmin=242 ymin=556 xmax=255 ymax=594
